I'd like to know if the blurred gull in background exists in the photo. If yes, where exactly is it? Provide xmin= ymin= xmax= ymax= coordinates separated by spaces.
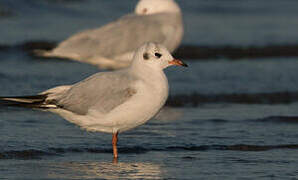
xmin=35 ymin=0 xmax=184 ymax=69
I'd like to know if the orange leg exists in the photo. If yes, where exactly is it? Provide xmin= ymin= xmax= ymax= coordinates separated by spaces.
xmin=112 ymin=132 xmax=119 ymax=160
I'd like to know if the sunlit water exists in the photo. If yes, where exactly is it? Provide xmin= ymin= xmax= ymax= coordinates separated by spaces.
xmin=1 ymin=0 xmax=298 ymax=179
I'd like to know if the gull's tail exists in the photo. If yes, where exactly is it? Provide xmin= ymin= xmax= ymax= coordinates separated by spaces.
xmin=33 ymin=49 xmax=79 ymax=62
xmin=0 ymin=95 xmax=56 ymax=109
xmin=33 ymin=49 xmax=56 ymax=58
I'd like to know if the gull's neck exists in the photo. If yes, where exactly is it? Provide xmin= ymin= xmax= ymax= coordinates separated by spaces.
xmin=130 ymin=62 xmax=164 ymax=81
xmin=130 ymin=63 xmax=169 ymax=93
xmin=130 ymin=63 xmax=169 ymax=111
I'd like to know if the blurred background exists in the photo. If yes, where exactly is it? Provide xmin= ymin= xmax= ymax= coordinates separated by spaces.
xmin=1 ymin=0 xmax=298 ymax=179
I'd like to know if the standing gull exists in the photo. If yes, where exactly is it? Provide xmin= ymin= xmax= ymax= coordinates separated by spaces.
xmin=1 ymin=43 xmax=188 ymax=160
xmin=35 ymin=0 xmax=184 ymax=69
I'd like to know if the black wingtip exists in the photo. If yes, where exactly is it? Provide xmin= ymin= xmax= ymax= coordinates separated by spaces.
xmin=0 ymin=94 xmax=48 ymax=108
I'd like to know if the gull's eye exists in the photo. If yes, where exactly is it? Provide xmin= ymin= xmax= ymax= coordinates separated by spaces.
xmin=155 ymin=53 xmax=162 ymax=58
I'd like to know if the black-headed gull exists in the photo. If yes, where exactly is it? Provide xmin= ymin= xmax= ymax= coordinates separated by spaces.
xmin=1 ymin=42 xmax=187 ymax=160
xmin=35 ymin=0 xmax=184 ymax=69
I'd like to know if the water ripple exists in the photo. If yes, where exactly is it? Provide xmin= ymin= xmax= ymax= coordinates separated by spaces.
xmin=167 ymin=91 xmax=298 ymax=107
xmin=2 ymin=144 xmax=298 ymax=160
xmin=3 ymin=41 xmax=298 ymax=60
xmin=255 ymin=116 xmax=298 ymax=124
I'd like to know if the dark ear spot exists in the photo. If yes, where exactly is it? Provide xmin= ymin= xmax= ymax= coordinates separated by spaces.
xmin=143 ymin=53 xmax=149 ymax=60
xmin=142 ymin=8 xmax=148 ymax=14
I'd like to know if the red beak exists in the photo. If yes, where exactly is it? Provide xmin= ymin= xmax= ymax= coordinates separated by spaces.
xmin=169 ymin=59 xmax=188 ymax=67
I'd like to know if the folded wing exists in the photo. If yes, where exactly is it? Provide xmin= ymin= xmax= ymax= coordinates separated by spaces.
xmin=55 ymin=71 xmax=137 ymax=115
xmin=39 ymin=13 xmax=180 ymax=61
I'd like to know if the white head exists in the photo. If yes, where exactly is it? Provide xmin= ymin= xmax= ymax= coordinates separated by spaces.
xmin=135 ymin=0 xmax=181 ymax=15
xmin=131 ymin=42 xmax=187 ymax=71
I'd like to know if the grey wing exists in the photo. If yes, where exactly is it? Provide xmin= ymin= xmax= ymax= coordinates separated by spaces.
xmin=55 ymin=71 xmax=137 ymax=115
xmin=52 ymin=14 xmax=174 ymax=59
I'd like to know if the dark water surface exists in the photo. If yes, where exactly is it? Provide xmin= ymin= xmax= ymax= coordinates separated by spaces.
xmin=1 ymin=0 xmax=298 ymax=179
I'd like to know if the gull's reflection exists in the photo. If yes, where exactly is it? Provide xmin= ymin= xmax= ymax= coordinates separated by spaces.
xmin=47 ymin=161 xmax=162 ymax=179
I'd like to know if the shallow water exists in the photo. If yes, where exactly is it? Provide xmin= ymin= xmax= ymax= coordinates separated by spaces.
xmin=2 ymin=105 xmax=298 ymax=179
xmin=1 ymin=0 xmax=298 ymax=179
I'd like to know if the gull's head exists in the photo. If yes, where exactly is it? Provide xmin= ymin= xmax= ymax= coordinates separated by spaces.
xmin=132 ymin=42 xmax=187 ymax=70
xmin=135 ymin=0 xmax=181 ymax=15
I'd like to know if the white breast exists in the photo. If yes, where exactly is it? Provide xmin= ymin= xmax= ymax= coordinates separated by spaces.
xmin=108 ymin=75 xmax=169 ymax=133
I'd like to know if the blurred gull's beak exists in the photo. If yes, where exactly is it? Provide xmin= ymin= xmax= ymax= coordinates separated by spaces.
xmin=169 ymin=59 xmax=188 ymax=67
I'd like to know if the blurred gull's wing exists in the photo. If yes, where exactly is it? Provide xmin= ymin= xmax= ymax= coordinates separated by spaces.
xmin=54 ymin=70 xmax=137 ymax=115
xmin=50 ymin=13 xmax=182 ymax=61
